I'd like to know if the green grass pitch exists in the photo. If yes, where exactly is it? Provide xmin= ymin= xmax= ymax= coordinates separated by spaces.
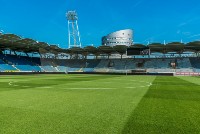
xmin=0 ymin=74 xmax=200 ymax=134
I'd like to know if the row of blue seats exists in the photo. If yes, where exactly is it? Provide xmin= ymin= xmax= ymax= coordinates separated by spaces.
xmin=1 ymin=53 xmax=200 ymax=72
xmin=0 ymin=63 xmax=57 ymax=72
xmin=0 ymin=54 xmax=42 ymax=71
xmin=15 ymin=65 xmax=41 ymax=71
xmin=0 ymin=59 xmax=16 ymax=71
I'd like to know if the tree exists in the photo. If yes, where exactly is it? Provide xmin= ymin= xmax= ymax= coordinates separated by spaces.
xmin=113 ymin=45 xmax=128 ymax=59
xmin=13 ymin=38 xmax=37 ymax=55
xmin=98 ymin=46 xmax=115 ymax=59
xmin=148 ymin=43 xmax=165 ymax=54
xmin=84 ymin=46 xmax=100 ymax=59
xmin=0 ymin=34 xmax=21 ymax=54
xmin=186 ymin=41 xmax=200 ymax=56
xmin=69 ymin=47 xmax=83 ymax=59
xmin=129 ymin=44 xmax=146 ymax=48
xmin=37 ymin=42 xmax=49 ymax=58
xmin=82 ymin=46 xmax=92 ymax=59
xmin=166 ymin=42 xmax=185 ymax=55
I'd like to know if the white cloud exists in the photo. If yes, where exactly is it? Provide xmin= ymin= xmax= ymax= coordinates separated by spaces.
xmin=188 ymin=34 xmax=200 ymax=38
xmin=182 ymin=32 xmax=191 ymax=36
xmin=178 ymin=17 xmax=200 ymax=27
xmin=131 ymin=0 xmax=145 ymax=8
xmin=178 ymin=22 xmax=187 ymax=27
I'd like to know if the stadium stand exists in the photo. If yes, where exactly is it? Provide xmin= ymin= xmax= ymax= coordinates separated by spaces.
xmin=0 ymin=56 xmax=17 ymax=71
xmin=190 ymin=58 xmax=200 ymax=69
xmin=125 ymin=59 xmax=137 ymax=69
xmin=57 ymin=66 xmax=68 ymax=72
xmin=1 ymin=33 xmax=200 ymax=75
xmin=1 ymin=49 xmax=200 ymax=74
xmin=111 ymin=59 xmax=126 ymax=70
xmin=1 ymin=53 xmax=200 ymax=74
xmin=176 ymin=58 xmax=192 ymax=68
xmin=0 ymin=63 xmax=17 ymax=72
xmin=95 ymin=59 xmax=110 ymax=68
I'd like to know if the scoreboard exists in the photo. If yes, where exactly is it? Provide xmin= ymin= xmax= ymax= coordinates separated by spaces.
xmin=127 ymin=47 xmax=150 ymax=55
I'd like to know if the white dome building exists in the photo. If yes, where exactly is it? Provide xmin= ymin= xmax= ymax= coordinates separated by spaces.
xmin=102 ymin=29 xmax=133 ymax=47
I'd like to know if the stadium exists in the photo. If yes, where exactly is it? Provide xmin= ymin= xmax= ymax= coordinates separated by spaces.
xmin=1 ymin=30 xmax=200 ymax=133
xmin=1 ymin=1 xmax=200 ymax=132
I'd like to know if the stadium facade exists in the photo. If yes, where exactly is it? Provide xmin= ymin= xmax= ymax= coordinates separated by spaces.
xmin=102 ymin=29 xmax=133 ymax=46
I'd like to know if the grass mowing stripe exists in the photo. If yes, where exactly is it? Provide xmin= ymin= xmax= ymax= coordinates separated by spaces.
xmin=0 ymin=75 xmax=122 ymax=91
xmin=178 ymin=76 xmax=200 ymax=86
xmin=122 ymin=76 xmax=200 ymax=134
xmin=0 ymin=75 xmax=155 ymax=134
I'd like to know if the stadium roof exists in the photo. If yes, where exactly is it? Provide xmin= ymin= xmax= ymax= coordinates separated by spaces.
xmin=0 ymin=33 xmax=200 ymax=56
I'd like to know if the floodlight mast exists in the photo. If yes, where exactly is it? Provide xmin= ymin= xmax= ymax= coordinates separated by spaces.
xmin=66 ymin=11 xmax=81 ymax=48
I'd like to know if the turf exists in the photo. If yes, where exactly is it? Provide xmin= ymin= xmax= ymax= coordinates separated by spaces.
xmin=0 ymin=75 xmax=200 ymax=134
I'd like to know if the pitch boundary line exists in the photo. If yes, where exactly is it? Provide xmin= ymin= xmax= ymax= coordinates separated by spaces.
xmin=69 ymin=88 xmax=115 ymax=90
xmin=8 ymin=78 xmax=153 ymax=90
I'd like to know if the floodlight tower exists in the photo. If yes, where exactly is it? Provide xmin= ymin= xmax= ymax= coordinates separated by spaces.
xmin=66 ymin=11 xmax=81 ymax=48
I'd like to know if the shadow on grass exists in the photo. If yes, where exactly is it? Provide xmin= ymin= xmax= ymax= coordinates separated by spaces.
xmin=122 ymin=76 xmax=200 ymax=134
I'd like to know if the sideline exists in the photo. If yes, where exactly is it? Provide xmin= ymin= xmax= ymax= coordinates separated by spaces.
xmin=8 ymin=77 xmax=153 ymax=90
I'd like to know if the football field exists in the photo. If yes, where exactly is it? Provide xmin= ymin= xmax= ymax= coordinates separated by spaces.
xmin=0 ymin=74 xmax=200 ymax=134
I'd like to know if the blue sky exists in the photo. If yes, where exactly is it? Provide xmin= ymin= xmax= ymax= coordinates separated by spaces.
xmin=0 ymin=0 xmax=200 ymax=48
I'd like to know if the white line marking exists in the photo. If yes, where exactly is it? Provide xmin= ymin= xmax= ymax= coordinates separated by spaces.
xmin=126 ymin=87 xmax=136 ymax=89
xmin=8 ymin=82 xmax=12 ymax=86
xmin=69 ymin=88 xmax=115 ymax=90
xmin=38 ymin=87 xmax=53 ymax=89
xmin=22 ymin=86 xmax=30 ymax=88
xmin=8 ymin=81 xmax=19 ymax=87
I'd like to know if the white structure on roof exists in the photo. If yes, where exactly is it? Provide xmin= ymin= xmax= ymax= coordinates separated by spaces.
xmin=102 ymin=29 xmax=133 ymax=47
